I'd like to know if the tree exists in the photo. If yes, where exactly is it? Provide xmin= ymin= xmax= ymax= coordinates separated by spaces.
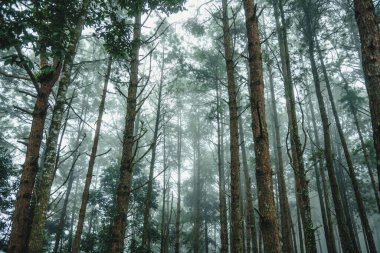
xmin=242 ymin=0 xmax=281 ymax=251
xmin=71 ymin=57 xmax=112 ymax=253
xmin=353 ymin=0 xmax=380 ymax=194
xmin=1 ymin=1 xmax=90 ymax=251
xmin=221 ymin=0 xmax=243 ymax=251
xmin=297 ymin=0 xmax=358 ymax=251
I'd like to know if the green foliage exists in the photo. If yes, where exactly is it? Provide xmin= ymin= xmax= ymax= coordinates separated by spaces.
xmin=339 ymin=86 xmax=366 ymax=112
xmin=0 ymin=146 xmax=19 ymax=250
xmin=35 ymin=65 xmax=55 ymax=83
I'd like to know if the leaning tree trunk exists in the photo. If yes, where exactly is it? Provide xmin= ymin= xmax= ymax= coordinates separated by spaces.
xmin=141 ymin=52 xmax=164 ymax=253
xmin=216 ymin=80 xmax=229 ymax=253
xmin=71 ymin=57 xmax=112 ymax=253
xmin=353 ymin=0 xmax=380 ymax=193
xmin=221 ymin=0 xmax=243 ymax=251
xmin=316 ymin=40 xmax=377 ymax=253
xmin=110 ymin=12 xmax=141 ymax=253
xmin=242 ymin=0 xmax=281 ymax=252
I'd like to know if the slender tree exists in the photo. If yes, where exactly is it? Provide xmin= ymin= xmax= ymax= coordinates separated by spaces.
xmin=221 ymin=0 xmax=243 ymax=251
xmin=110 ymin=11 xmax=141 ymax=253
xmin=216 ymin=81 xmax=229 ymax=253
xmin=71 ymin=57 xmax=112 ymax=253
xmin=271 ymin=0 xmax=317 ymax=251
xmin=266 ymin=54 xmax=293 ymax=253
xmin=174 ymin=107 xmax=182 ymax=253
xmin=141 ymin=51 xmax=165 ymax=253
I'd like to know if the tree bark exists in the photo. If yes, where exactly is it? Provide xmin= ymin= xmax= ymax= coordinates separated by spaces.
xmin=238 ymin=116 xmax=258 ymax=253
xmin=353 ymin=0 xmax=380 ymax=193
xmin=8 ymin=57 xmax=62 ymax=253
xmin=216 ymin=81 xmax=229 ymax=253
xmin=242 ymin=0 xmax=281 ymax=252
xmin=221 ymin=0 xmax=243 ymax=251
xmin=110 ymin=12 xmax=141 ymax=253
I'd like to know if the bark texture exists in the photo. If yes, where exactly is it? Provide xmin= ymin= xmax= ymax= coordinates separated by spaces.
xmin=242 ymin=0 xmax=281 ymax=252
xmin=354 ymin=0 xmax=380 ymax=193
xmin=221 ymin=0 xmax=243 ymax=251
xmin=8 ymin=58 xmax=62 ymax=253
xmin=216 ymin=82 xmax=229 ymax=253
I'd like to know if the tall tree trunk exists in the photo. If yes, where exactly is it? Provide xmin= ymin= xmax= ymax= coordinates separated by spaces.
xmin=353 ymin=0 xmax=380 ymax=193
xmin=215 ymin=85 xmax=226 ymax=249
xmin=332 ymin=128 xmax=362 ymax=252
xmin=28 ymin=23 xmax=89 ymax=253
xmin=238 ymin=115 xmax=258 ymax=253
xmin=50 ymin=92 xmax=77 ymax=253
xmin=110 ymin=12 xmax=141 ymax=253
xmin=174 ymin=108 xmax=182 ymax=253
xmin=316 ymin=40 xmax=377 ymax=253
xmin=71 ymin=57 xmax=112 ymax=253
xmin=305 ymin=108 xmax=335 ymax=253
xmin=67 ymin=168 xmax=81 ymax=253
xmin=221 ymin=0 xmax=242 ymax=251
xmin=8 ymin=48 xmax=62 ymax=253
xmin=297 ymin=205 xmax=305 ymax=253
xmin=271 ymin=1 xmax=317 ymax=251
xmin=307 ymin=82 xmax=337 ymax=253
xmin=53 ymin=153 xmax=80 ymax=253
xmin=266 ymin=44 xmax=293 ymax=253
xmin=141 ymin=52 xmax=165 ymax=253
xmin=216 ymin=81 xmax=229 ymax=253
xmin=192 ymin=112 xmax=201 ymax=253
xmin=242 ymin=0 xmax=280 ymax=252
xmin=160 ymin=141 xmax=167 ymax=253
